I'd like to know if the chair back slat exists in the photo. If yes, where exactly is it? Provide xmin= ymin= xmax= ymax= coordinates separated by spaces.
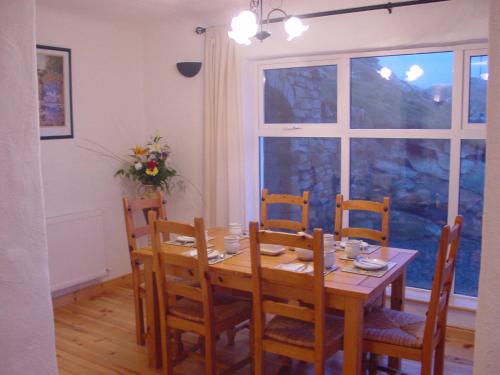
xmin=132 ymin=225 xmax=150 ymax=238
xmin=334 ymin=194 xmax=390 ymax=246
xmin=260 ymin=189 xmax=310 ymax=232
xmin=262 ymin=300 xmax=315 ymax=322
xmin=423 ymin=216 xmax=463 ymax=350
xmin=341 ymin=228 xmax=385 ymax=244
xmin=250 ymin=222 xmax=325 ymax=353
xmin=128 ymin=196 xmax=166 ymax=212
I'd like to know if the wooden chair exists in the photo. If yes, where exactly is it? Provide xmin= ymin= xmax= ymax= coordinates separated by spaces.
xmin=249 ymin=222 xmax=344 ymax=375
xmin=260 ymin=188 xmax=310 ymax=232
xmin=334 ymin=194 xmax=391 ymax=246
xmin=122 ymin=192 xmax=167 ymax=345
xmin=149 ymin=211 xmax=252 ymax=375
xmin=363 ymin=216 xmax=464 ymax=375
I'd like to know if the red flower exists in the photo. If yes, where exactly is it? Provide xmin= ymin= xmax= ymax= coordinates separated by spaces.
xmin=147 ymin=160 xmax=157 ymax=170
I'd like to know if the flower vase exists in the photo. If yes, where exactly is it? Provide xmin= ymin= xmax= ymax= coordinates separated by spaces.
xmin=141 ymin=184 xmax=160 ymax=223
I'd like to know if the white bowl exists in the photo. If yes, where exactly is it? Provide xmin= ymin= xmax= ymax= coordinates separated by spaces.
xmin=296 ymin=248 xmax=335 ymax=268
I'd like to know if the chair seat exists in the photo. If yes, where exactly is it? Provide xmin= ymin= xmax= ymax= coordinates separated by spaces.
xmin=364 ymin=308 xmax=426 ymax=349
xmin=169 ymin=295 xmax=251 ymax=323
xmin=264 ymin=315 xmax=344 ymax=349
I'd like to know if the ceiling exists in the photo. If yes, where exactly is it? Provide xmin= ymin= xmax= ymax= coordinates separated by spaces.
xmin=36 ymin=0 xmax=413 ymax=26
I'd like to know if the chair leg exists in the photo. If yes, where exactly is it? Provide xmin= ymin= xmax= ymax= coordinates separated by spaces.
xmin=433 ymin=338 xmax=446 ymax=375
xmin=314 ymin=360 xmax=325 ymax=375
xmin=421 ymin=354 xmax=432 ymax=375
xmin=204 ymin=334 xmax=217 ymax=375
xmin=254 ymin=342 xmax=264 ymax=375
xmin=162 ymin=328 xmax=174 ymax=375
xmin=131 ymin=267 xmax=145 ymax=346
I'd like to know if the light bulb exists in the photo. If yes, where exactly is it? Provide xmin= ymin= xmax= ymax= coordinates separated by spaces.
xmin=284 ymin=16 xmax=309 ymax=41
xmin=228 ymin=10 xmax=258 ymax=45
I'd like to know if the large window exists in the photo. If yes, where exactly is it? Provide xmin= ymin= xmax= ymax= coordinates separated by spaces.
xmin=256 ymin=45 xmax=487 ymax=301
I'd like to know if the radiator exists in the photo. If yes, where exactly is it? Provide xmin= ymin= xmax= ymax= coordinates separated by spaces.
xmin=46 ymin=209 xmax=107 ymax=292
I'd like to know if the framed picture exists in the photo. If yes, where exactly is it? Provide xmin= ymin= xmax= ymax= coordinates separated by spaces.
xmin=36 ymin=45 xmax=74 ymax=140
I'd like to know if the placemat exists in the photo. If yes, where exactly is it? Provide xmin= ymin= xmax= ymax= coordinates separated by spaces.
xmin=164 ymin=240 xmax=214 ymax=249
xmin=341 ymin=261 xmax=396 ymax=277
xmin=274 ymin=262 xmax=337 ymax=276
xmin=181 ymin=249 xmax=243 ymax=265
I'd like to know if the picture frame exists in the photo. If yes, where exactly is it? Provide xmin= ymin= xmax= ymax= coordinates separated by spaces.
xmin=36 ymin=45 xmax=74 ymax=140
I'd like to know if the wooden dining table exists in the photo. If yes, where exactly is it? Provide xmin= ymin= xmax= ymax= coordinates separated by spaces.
xmin=134 ymin=227 xmax=418 ymax=375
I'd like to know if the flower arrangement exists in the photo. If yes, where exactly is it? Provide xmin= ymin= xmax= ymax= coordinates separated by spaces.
xmin=114 ymin=134 xmax=178 ymax=192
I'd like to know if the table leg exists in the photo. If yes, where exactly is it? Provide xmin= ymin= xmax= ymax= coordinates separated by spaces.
xmin=144 ymin=257 xmax=162 ymax=368
xmin=343 ymin=297 xmax=364 ymax=375
xmin=388 ymin=270 xmax=406 ymax=370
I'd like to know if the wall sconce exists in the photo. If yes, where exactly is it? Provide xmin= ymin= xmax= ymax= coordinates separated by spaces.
xmin=176 ymin=62 xmax=202 ymax=77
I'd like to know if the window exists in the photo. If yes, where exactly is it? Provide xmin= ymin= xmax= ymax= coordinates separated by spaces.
xmin=351 ymin=52 xmax=453 ymax=129
xmin=260 ymin=137 xmax=341 ymax=232
xmin=255 ymin=45 xmax=487 ymax=303
xmin=350 ymin=138 xmax=450 ymax=289
xmin=468 ymin=55 xmax=488 ymax=124
xmin=264 ymin=64 xmax=338 ymax=124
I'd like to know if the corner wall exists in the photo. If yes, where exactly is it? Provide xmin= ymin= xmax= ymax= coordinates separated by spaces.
xmin=0 ymin=0 xmax=57 ymax=373
xmin=474 ymin=1 xmax=500 ymax=373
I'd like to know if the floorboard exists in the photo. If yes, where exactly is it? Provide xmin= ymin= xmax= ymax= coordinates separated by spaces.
xmin=54 ymin=284 xmax=473 ymax=374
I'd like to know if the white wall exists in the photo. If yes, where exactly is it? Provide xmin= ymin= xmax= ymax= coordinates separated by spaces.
xmin=143 ymin=17 xmax=205 ymax=222
xmin=36 ymin=4 xmax=149 ymax=284
xmin=0 ymin=0 xmax=57 ymax=373
xmin=474 ymin=1 xmax=500 ymax=373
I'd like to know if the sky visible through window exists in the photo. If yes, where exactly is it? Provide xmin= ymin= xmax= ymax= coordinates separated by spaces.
xmin=377 ymin=52 xmax=453 ymax=89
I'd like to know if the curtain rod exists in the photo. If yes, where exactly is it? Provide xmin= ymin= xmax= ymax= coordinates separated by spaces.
xmin=195 ymin=0 xmax=451 ymax=35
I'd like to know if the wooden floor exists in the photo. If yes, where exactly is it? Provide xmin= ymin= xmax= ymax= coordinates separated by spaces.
xmin=54 ymin=282 xmax=474 ymax=374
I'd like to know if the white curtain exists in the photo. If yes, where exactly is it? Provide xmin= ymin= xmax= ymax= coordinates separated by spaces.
xmin=203 ymin=27 xmax=246 ymax=227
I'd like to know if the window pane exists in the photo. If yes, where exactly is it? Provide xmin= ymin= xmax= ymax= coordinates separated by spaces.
xmin=350 ymin=138 xmax=450 ymax=289
xmin=456 ymin=140 xmax=485 ymax=296
xmin=468 ymin=55 xmax=488 ymax=124
xmin=260 ymin=137 xmax=341 ymax=232
xmin=351 ymin=52 xmax=453 ymax=129
xmin=264 ymin=65 xmax=337 ymax=124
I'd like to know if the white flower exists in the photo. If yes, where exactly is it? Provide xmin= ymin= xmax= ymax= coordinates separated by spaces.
xmin=149 ymin=142 xmax=162 ymax=153
xmin=134 ymin=162 xmax=142 ymax=170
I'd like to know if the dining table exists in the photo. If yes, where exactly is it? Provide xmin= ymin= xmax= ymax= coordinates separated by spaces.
xmin=133 ymin=227 xmax=418 ymax=375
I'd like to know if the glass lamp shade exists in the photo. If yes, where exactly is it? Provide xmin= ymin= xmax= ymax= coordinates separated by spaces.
xmin=228 ymin=10 xmax=258 ymax=45
xmin=284 ymin=16 xmax=309 ymax=41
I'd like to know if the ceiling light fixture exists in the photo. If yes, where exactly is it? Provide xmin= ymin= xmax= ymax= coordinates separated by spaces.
xmin=227 ymin=0 xmax=309 ymax=45
xmin=196 ymin=1 xmax=452 ymax=44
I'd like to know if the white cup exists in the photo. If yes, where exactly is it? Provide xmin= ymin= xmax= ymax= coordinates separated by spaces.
xmin=223 ymin=235 xmax=240 ymax=254
xmin=323 ymin=234 xmax=335 ymax=251
xmin=345 ymin=239 xmax=362 ymax=259
xmin=228 ymin=223 xmax=242 ymax=236
xmin=324 ymin=250 xmax=336 ymax=268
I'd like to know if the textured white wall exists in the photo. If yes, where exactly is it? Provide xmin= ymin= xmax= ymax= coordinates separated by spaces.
xmin=36 ymin=5 xmax=149 ymax=282
xmin=0 ymin=0 xmax=57 ymax=373
xmin=474 ymin=1 xmax=500 ymax=374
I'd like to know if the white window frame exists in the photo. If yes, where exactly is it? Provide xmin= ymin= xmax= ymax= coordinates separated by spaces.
xmin=462 ymin=48 xmax=489 ymax=130
xmin=249 ymin=43 xmax=487 ymax=310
